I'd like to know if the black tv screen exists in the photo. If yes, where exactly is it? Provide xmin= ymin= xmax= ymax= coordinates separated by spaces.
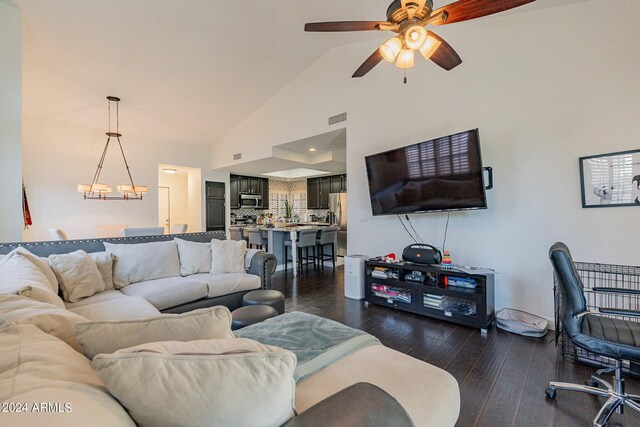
xmin=365 ymin=129 xmax=487 ymax=215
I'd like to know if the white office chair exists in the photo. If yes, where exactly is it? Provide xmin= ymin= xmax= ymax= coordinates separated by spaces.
xmin=48 ymin=228 xmax=68 ymax=241
xmin=122 ymin=227 xmax=165 ymax=237
xmin=170 ymin=224 xmax=188 ymax=234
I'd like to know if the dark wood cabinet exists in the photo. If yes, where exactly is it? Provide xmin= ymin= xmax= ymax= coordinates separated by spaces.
xmin=365 ymin=261 xmax=495 ymax=333
xmin=239 ymin=177 xmax=249 ymax=194
xmin=307 ymin=174 xmax=347 ymax=209
xmin=229 ymin=175 xmax=240 ymax=209
xmin=205 ymin=181 xmax=225 ymax=231
xmin=307 ymin=179 xmax=320 ymax=209
xmin=330 ymin=175 xmax=343 ymax=194
xmin=230 ymin=174 xmax=269 ymax=209
xmin=252 ymin=178 xmax=262 ymax=195
xmin=260 ymin=179 xmax=269 ymax=209
xmin=319 ymin=177 xmax=331 ymax=209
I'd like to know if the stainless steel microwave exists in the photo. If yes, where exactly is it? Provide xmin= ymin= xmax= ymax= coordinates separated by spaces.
xmin=240 ymin=194 xmax=262 ymax=208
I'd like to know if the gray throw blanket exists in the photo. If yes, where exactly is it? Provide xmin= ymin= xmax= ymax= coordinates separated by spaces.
xmin=235 ymin=312 xmax=381 ymax=382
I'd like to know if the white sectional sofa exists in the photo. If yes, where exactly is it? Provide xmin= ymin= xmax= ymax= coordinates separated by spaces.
xmin=0 ymin=231 xmax=460 ymax=426
xmin=0 ymin=232 xmax=277 ymax=319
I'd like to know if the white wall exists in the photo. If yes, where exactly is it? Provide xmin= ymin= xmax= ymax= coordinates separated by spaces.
xmin=23 ymin=116 xmax=227 ymax=241
xmin=0 ymin=3 xmax=23 ymax=242
xmin=214 ymin=0 xmax=640 ymax=319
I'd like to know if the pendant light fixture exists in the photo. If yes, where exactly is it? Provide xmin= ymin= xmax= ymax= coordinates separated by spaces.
xmin=77 ymin=97 xmax=147 ymax=200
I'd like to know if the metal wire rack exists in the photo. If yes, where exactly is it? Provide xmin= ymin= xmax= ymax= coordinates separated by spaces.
xmin=554 ymin=261 xmax=640 ymax=376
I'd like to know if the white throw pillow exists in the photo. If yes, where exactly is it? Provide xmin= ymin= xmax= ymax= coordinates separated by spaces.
xmin=75 ymin=306 xmax=234 ymax=359
xmin=211 ymin=239 xmax=247 ymax=274
xmin=49 ymin=250 xmax=106 ymax=303
xmin=8 ymin=247 xmax=59 ymax=294
xmin=104 ymin=240 xmax=180 ymax=288
xmin=0 ymin=294 xmax=88 ymax=353
xmin=90 ymin=251 xmax=115 ymax=290
xmin=93 ymin=338 xmax=296 ymax=427
xmin=0 ymin=325 xmax=136 ymax=427
xmin=0 ymin=251 xmax=65 ymax=308
xmin=175 ymin=238 xmax=211 ymax=276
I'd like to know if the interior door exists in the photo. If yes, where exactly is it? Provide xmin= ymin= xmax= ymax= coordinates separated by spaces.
xmin=158 ymin=186 xmax=171 ymax=234
xmin=205 ymin=181 xmax=226 ymax=231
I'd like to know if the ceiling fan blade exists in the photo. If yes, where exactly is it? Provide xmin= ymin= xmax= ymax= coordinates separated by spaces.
xmin=426 ymin=31 xmax=462 ymax=71
xmin=305 ymin=21 xmax=387 ymax=32
xmin=352 ymin=48 xmax=384 ymax=78
xmin=431 ymin=0 xmax=536 ymax=25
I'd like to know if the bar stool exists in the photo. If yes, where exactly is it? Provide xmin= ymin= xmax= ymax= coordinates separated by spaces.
xmin=246 ymin=228 xmax=268 ymax=251
xmin=284 ymin=229 xmax=317 ymax=275
xmin=316 ymin=226 xmax=337 ymax=270
xmin=229 ymin=226 xmax=247 ymax=243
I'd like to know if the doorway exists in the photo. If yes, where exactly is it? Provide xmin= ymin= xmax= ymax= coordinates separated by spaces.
xmin=158 ymin=186 xmax=171 ymax=234
xmin=158 ymin=164 xmax=203 ymax=233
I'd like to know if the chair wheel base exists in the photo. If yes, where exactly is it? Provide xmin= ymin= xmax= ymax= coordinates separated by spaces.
xmin=545 ymin=387 xmax=557 ymax=400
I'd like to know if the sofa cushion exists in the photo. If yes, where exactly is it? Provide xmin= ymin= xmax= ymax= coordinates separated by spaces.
xmin=89 ymin=251 xmax=115 ymax=290
xmin=191 ymin=273 xmax=261 ymax=298
xmin=75 ymin=306 xmax=234 ymax=359
xmin=68 ymin=296 xmax=161 ymax=321
xmin=295 ymin=345 xmax=460 ymax=427
xmin=49 ymin=250 xmax=105 ymax=303
xmin=92 ymin=338 xmax=297 ymax=427
xmin=211 ymin=239 xmax=247 ymax=274
xmin=11 ymin=247 xmax=59 ymax=294
xmin=0 ymin=250 xmax=65 ymax=308
xmin=175 ymin=238 xmax=211 ymax=276
xmin=0 ymin=294 xmax=88 ymax=353
xmin=0 ymin=325 xmax=135 ymax=427
xmin=64 ymin=289 xmax=129 ymax=309
xmin=120 ymin=276 xmax=208 ymax=310
xmin=104 ymin=240 xmax=180 ymax=288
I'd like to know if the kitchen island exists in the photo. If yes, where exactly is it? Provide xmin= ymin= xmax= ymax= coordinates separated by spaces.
xmin=237 ymin=225 xmax=335 ymax=277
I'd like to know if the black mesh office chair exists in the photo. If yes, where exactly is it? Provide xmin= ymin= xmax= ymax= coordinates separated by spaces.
xmin=547 ymin=242 xmax=640 ymax=427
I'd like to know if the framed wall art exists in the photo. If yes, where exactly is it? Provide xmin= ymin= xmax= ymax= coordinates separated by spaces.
xmin=580 ymin=149 xmax=640 ymax=208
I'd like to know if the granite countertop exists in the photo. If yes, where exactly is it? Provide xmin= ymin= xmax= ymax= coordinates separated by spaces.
xmin=263 ymin=225 xmax=323 ymax=232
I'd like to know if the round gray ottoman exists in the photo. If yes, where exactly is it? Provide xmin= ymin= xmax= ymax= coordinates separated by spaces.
xmin=231 ymin=305 xmax=278 ymax=330
xmin=242 ymin=289 xmax=285 ymax=315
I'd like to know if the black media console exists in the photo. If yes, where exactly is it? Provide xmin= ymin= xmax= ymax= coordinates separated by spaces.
xmin=365 ymin=260 xmax=495 ymax=333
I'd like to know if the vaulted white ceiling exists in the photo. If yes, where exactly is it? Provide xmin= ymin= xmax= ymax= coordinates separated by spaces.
xmin=12 ymin=0 xmax=587 ymax=146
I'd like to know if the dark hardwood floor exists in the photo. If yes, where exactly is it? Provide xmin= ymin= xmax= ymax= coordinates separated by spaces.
xmin=272 ymin=265 xmax=640 ymax=427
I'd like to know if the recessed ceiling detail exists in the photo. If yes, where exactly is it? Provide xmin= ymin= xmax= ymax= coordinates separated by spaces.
xmin=262 ymin=168 xmax=331 ymax=179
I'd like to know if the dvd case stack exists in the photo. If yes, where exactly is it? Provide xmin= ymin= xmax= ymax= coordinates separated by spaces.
xmin=423 ymin=293 xmax=444 ymax=310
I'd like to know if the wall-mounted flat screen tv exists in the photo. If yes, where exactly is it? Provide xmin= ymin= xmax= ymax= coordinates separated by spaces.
xmin=365 ymin=129 xmax=487 ymax=215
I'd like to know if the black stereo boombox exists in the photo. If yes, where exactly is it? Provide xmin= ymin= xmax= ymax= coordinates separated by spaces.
xmin=402 ymin=244 xmax=442 ymax=265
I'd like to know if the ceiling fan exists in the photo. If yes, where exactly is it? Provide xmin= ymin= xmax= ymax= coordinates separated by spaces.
xmin=305 ymin=0 xmax=535 ymax=82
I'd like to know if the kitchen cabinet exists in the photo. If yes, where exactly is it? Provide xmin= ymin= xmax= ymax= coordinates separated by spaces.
xmin=260 ymin=179 xmax=270 ymax=209
xmin=307 ymin=174 xmax=347 ymax=209
xmin=307 ymin=179 xmax=320 ymax=209
xmin=230 ymin=175 xmax=240 ymax=209
xmin=231 ymin=174 xmax=269 ymax=209
xmin=319 ymin=177 xmax=331 ymax=209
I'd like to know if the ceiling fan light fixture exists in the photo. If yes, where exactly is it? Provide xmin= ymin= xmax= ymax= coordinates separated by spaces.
xmin=396 ymin=48 xmax=415 ymax=69
xmin=405 ymin=26 xmax=427 ymax=50
xmin=380 ymin=37 xmax=403 ymax=63
xmin=419 ymin=35 xmax=442 ymax=60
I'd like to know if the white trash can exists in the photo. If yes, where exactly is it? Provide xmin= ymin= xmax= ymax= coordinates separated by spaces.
xmin=344 ymin=255 xmax=368 ymax=300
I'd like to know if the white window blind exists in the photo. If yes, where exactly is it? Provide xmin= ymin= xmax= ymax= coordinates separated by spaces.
xmin=406 ymin=132 xmax=470 ymax=179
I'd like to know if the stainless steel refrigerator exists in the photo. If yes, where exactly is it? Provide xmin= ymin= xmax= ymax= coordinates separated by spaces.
xmin=329 ymin=193 xmax=347 ymax=257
